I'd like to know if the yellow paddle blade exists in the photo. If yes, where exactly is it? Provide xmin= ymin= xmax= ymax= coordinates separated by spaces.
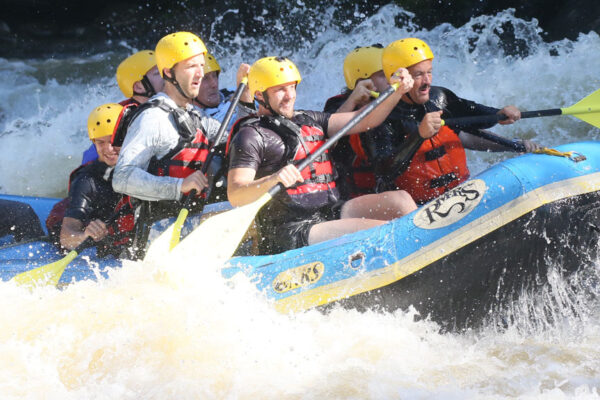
xmin=11 ymin=250 xmax=78 ymax=290
xmin=170 ymin=192 xmax=273 ymax=263
xmin=143 ymin=207 xmax=191 ymax=261
xmin=169 ymin=208 xmax=189 ymax=250
xmin=562 ymin=88 xmax=600 ymax=128
xmin=143 ymin=223 xmax=175 ymax=262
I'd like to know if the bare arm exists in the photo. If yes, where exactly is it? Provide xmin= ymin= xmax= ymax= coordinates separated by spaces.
xmin=327 ymin=68 xmax=414 ymax=136
xmin=236 ymin=63 xmax=253 ymax=104
xmin=459 ymin=129 xmax=542 ymax=153
xmin=60 ymin=217 xmax=108 ymax=250
xmin=227 ymin=165 xmax=303 ymax=207
xmin=335 ymin=79 xmax=376 ymax=113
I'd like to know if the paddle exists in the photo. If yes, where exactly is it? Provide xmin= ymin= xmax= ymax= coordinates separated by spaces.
xmin=171 ymin=82 xmax=402 ymax=263
xmin=441 ymin=88 xmax=600 ymax=130
xmin=10 ymin=236 xmax=95 ymax=289
xmin=143 ymin=77 xmax=248 ymax=260
xmin=463 ymin=129 xmax=527 ymax=152
xmin=10 ymin=209 xmax=122 ymax=289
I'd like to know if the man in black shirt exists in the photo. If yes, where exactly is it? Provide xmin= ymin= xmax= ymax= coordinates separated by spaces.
xmin=227 ymin=56 xmax=418 ymax=254
xmin=60 ymin=103 xmax=132 ymax=251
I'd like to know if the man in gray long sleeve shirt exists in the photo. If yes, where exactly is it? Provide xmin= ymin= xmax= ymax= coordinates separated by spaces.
xmin=113 ymin=31 xmax=252 ymax=206
xmin=113 ymin=92 xmax=222 ymax=201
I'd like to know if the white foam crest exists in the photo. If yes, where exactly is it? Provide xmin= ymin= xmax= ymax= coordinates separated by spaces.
xmin=0 ymin=252 xmax=598 ymax=398
xmin=0 ymin=57 xmax=123 ymax=196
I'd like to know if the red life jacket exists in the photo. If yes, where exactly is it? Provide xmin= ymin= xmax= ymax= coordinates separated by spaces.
xmin=148 ymin=130 xmax=210 ymax=180
xmin=344 ymin=125 xmax=469 ymax=204
xmin=393 ymin=126 xmax=470 ymax=204
xmin=141 ymin=99 xmax=211 ymax=197
xmin=323 ymin=93 xmax=377 ymax=198
xmin=227 ymin=113 xmax=338 ymax=210
xmin=286 ymin=123 xmax=337 ymax=199
xmin=108 ymin=196 xmax=135 ymax=247
xmin=346 ymin=133 xmax=376 ymax=197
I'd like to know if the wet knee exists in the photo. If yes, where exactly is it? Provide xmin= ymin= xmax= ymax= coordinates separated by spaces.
xmin=394 ymin=190 xmax=417 ymax=211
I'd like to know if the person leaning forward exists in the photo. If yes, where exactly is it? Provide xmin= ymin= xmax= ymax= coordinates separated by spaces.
xmin=112 ymin=32 xmax=251 ymax=219
xmin=192 ymin=51 xmax=256 ymax=202
xmin=226 ymin=56 xmax=418 ymax=255
xmin=193 ymin=52 xmax=256 ymax=132
xmin=323 ymin=44 xmax=391 ymax=199
xmin=366 ymin=38 xmax=541 ymax=204
xmin=81 ymin=50 xmax=165 ymax=165
xmin=60 ymin=103 xmax=135 ymax=255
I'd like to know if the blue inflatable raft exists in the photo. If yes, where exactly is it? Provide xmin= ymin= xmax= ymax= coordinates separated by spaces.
xmin=2 ymin=141 xmax=600 ymax=329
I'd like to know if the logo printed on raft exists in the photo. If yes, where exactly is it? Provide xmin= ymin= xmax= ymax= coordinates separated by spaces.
xmin=272 ymin=262 xmax=324 ymax=293
xmin=413 ymin=179 xmax=487 ymax=229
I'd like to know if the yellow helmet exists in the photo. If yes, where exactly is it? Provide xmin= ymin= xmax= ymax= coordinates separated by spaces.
xmin=248 ymin=56 xmax=302 ymax=96
xmin=382 ymin=38 xmax=434 ymax=80
xmin=204 ymin=53 xmax=221 ymax=74
xmin=115 ymin=50 xmax=156 ymax=98
xmin=343 ymin=46 xmax=384 ymax=90
xmin=87 ymin=103 xmax=124 ymax=140
xmin=155 ymin=31 xmax=207 ymax=77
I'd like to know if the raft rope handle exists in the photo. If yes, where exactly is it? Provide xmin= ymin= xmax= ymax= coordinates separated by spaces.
xmin=533 ymin=147 xmax=586 ymax=162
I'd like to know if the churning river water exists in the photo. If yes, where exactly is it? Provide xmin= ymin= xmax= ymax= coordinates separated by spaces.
xmin=0 ymin=5 xmax=599 ymax=399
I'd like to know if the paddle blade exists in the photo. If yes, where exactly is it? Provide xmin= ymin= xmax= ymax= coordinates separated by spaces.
xmin=11 ymin=250 xmax=78 ymax=289
xmin=143 ymin=207 xmax=191 ymax=261
xmin=169 ymin=208 xmax=189 ymax=250
xmin=562 ymin=88 xmax=600 ymax=129
xmin=143 ymin=223 xmax=175 ymax=262
xmin=572 ymin=112 xmax=600 ymax=129
xmin=169 ymin=193 xmax=273 ymax=263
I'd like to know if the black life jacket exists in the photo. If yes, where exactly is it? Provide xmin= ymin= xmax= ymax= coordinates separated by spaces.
xmin=45 ymin=162 xmax=135 ymax=251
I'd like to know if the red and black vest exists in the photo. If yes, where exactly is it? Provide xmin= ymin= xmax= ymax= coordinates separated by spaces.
xmin=140 ymin=99 xmax=211 ymax=197
xmin=148 ymin=131 xmax=210 ymax=180
xmin=227 ymin=113 xmax=338 ymax=211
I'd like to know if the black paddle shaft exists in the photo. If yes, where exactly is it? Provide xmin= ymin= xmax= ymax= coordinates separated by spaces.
xmin=202 ymin=81 xmax=248 ymax=172
xmin=181 ymin=80 xmax=248 ymax=209
xmin=74 ymin=236 xmax=96 ymax=254
xmin=466 ymin=129 xmax=527 ymax=153
xmin=268 ymin=84 xmax=399 ymax=197
xmin=443 ymin=108 xmax=562 ymax=130
xmin=443 ymin=108 xmax=564 ymax=153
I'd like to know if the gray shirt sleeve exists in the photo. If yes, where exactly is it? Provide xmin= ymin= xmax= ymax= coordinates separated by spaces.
xmin=112 ymin=108 xmax=183 ymax=201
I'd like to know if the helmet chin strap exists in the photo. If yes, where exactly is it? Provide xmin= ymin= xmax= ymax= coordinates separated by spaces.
xmin=132 ymin=75 xmax=157 ymax=98
xmin=164 ymin=68 xmax=194 ymax=103
xmin=258 ymin=91 xmax=282 ymax=118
